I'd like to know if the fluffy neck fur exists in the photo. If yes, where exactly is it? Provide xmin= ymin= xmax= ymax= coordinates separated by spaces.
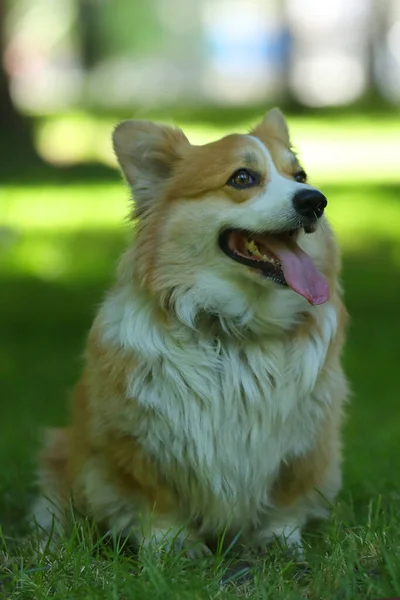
xmin=112 ymin=230 xmax=329 ymax=342
xmin=97 ymin=246 xmax=340 ymax=528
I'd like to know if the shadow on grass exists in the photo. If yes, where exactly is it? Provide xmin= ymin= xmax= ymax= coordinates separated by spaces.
xmin=0 ymin=226 xmax=400 ymax=532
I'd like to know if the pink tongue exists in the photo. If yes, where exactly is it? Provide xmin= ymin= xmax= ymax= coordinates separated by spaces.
xmin=262 ymin=236 xmax=330 ymax=306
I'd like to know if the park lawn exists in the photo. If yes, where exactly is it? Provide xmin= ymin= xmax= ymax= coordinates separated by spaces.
xmin=1 ymin=114 xmax=400 ymax=598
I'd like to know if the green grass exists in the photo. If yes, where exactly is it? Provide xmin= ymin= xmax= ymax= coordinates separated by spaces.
xmin=1 ymin=112 xmax=400 ymax=598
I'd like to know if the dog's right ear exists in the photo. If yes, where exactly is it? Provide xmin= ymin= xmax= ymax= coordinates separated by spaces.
xmin=113 ymin=120 xmax=189 ymax=216
xmin=252 ymin=108 xmax=291 ymax=147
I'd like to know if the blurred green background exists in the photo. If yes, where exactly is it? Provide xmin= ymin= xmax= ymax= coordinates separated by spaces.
xmin=1 ymin=0 xmax=400 ymax=534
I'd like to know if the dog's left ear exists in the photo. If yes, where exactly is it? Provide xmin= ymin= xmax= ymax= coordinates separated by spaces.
xmin=252 ymin=108 xmax=291 ymax=147
xmin=113 ymin=119 xmax=190 ymax=216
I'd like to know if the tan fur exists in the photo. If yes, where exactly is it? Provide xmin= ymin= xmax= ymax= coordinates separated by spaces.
xmin=38 ymin=428 xmax=70 ymax=504
xmin=33 ymin=108 xmax=348 ymax=557
xmin=272 ymin=301 xmax=348 ymax=508
xmin=66 ymin=327 xmax=179 ymax=520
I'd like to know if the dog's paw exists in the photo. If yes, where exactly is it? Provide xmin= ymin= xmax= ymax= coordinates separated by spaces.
xmin=182 ymin=538 xmax=212 ymax=559
xmin=247 ymin=521 xmax=305 ymax=561
xmin=140 ymin=526 xmax=211 ymax=559
xmin=274 ymin=526 xmax=305 ymax=561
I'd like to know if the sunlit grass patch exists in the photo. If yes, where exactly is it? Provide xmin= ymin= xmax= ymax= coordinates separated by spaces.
xmin=34 ymin=111 xmax=400 ymax=183
xmin=1 ymin=183 xmax=128 ymax=232
xmin=1 ymin=181 xmax=400 ymax=280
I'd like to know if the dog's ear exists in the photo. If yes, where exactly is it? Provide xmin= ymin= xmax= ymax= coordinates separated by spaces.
xmin=252 ymin=108 xmax=291 ymax=147
xmin=113 ymin=120 xmax=189 ymax=216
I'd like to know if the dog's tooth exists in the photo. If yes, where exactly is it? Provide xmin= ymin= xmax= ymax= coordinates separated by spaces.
xmin=245 ymin=239 xmax=262 ymax=258
xmin=243 ymin=238 xmax=281 ymax=265
xmin=259 ymin=253 xmax=280 ymax=266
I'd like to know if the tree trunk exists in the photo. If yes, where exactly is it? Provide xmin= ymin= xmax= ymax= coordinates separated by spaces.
xmin=0 ymin=0 xmax=39 ymax=161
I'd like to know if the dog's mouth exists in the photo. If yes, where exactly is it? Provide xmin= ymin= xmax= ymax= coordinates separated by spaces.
xmin=218 ymin=228 xmax=330 ymax=306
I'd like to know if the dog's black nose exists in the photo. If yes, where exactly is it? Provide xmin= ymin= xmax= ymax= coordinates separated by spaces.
xmin=292 ymin=189 xmax=327 ymax=219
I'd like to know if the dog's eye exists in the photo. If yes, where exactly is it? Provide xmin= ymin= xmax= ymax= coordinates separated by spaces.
xmin=294 ymin=170 xmax=307 ymax=184
xmin=228 ymin=169 xmax=258 ymax=189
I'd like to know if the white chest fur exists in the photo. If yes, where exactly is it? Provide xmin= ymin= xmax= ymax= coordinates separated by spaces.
xmin=100 ymin=286 xmax=338 ymax=530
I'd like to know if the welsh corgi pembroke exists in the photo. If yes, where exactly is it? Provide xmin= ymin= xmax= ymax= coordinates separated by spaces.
xmin=33 ymin=108 xmax=348 ymax=558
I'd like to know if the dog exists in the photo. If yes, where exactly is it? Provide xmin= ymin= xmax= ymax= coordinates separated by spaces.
xmin=32 ymin=108 xmax=348 ymax=559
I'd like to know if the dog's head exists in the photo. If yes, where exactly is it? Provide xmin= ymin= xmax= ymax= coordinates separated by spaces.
xmin=113 ymin=109 xmax=336 ymax=330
